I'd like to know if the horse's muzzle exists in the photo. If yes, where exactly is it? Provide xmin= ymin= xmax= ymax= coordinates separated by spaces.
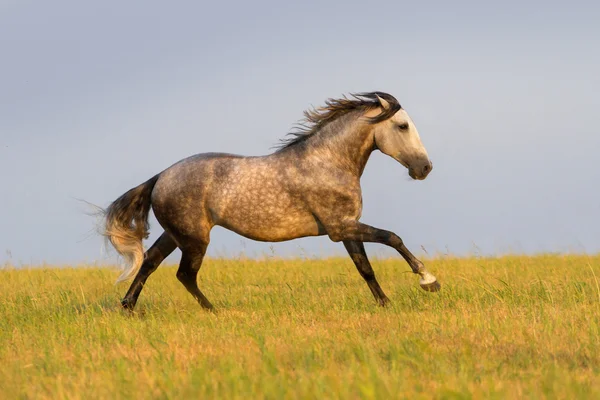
xmin=409 ymin=160 xmax=433 ymax=180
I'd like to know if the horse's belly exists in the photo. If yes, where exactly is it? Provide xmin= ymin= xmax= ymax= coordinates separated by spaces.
xmin=215 ymin=205 xmax=322 ymax=242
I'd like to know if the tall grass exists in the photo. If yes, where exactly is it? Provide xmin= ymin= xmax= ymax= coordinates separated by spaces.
xmin=1 ymin=254 xmax=599 ymax=399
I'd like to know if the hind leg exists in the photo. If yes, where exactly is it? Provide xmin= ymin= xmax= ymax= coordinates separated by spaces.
xmin=121 ymin=232 xmax=177 ymax=311
xmin=176 ymin=240 xmax=214 ymax=310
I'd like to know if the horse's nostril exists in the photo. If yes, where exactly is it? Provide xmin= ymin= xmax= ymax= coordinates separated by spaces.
xmin=423 ymin=163 xmax=431 ymax=174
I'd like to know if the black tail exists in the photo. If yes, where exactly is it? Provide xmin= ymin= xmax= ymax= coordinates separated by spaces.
xmin=103 ymin=175 xmax=159 ymax=283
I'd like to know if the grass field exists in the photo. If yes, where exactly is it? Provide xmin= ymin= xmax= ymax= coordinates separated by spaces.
xmin=1 ymin=254 xmax=600 ymax=399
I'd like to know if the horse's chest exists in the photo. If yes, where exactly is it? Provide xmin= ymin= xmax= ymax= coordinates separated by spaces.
xmin=303 ymin=180 xmax=363 ymax=220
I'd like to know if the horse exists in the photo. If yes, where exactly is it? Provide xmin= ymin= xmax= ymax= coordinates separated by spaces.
xmin=101 ymin=91 xmax=439 ymax=311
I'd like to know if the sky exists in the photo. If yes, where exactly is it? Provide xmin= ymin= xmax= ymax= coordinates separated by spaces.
xmin=1 ymin=0 xmax=599 ymax=265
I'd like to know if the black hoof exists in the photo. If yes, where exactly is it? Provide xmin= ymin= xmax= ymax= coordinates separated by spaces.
xmin=420 ymin=280 xmax=441 ymax=292
xmin=121 ymin=298 xmax=134 ymax=311
xmin=377 ymin=297 xmax=391 ymax=307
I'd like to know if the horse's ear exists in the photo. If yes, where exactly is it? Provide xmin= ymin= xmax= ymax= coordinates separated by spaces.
xmin=376 ymin=95 xmax=390 ymax=111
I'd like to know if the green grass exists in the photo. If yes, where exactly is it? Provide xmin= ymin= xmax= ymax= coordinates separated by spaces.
xmin=1 ymin=254 xmax=600 ymax=399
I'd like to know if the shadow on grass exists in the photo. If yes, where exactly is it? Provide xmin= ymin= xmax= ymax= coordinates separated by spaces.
xmin=66 ymin=296 xmax=157 ymax=319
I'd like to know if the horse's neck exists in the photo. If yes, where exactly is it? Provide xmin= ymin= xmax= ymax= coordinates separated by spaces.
xmin=309 ymin=116 xmax=375 ymax=176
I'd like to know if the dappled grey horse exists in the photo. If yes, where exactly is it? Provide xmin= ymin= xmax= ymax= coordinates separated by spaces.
xmin=102 ymin=91 xmax=439 ymax=311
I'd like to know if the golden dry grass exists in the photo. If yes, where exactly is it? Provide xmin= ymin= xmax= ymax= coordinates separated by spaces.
xmin=1 ymin=254 xmax=599 ymax=399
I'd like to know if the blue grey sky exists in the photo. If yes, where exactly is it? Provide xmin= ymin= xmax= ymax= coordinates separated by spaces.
xmin=1 ymin=1 xmax=599 ymax=265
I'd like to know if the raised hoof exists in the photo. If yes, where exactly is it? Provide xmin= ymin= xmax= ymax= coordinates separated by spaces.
xmin=420 ymin=280 xmax=441 ymax=292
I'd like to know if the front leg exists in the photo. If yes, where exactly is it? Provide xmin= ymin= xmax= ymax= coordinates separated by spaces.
xmin=343 ymin=240 xmax=390 ymax=306
xmin=330 ymin=221 xmax=440 ymax=292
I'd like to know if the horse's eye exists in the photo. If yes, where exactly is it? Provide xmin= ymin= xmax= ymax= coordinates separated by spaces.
xmin=397 ymin=123 xmax=409 ymax=130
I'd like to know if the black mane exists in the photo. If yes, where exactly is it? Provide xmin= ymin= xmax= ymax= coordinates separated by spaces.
xmin=276 ymin=91 xmax=401 ymax=150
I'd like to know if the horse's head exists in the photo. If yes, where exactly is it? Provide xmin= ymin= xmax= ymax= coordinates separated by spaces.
xmin=371 ymin=95 xmax=432 ymax=180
